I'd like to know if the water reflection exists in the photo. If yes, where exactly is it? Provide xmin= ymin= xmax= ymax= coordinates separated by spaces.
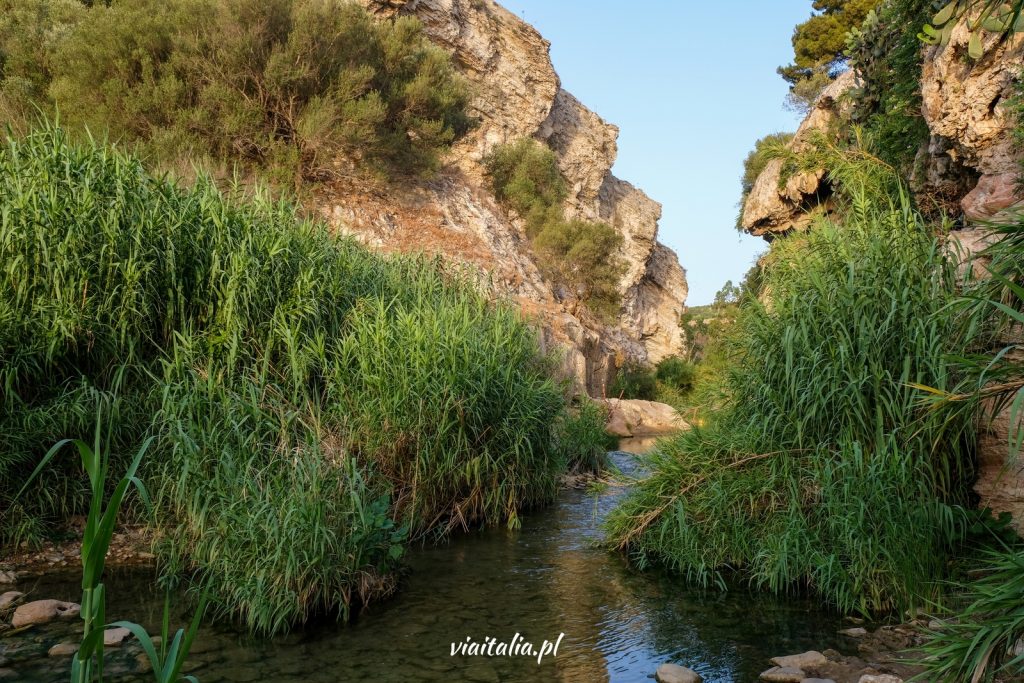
xmin=10 ymin=450 xmax=843 ymax=682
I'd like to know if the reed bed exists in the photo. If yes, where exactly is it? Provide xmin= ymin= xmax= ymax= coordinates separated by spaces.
xmin=607 ymin=184 xmax=976 ymax=615
xmin=0 ymin=125 xmax=598 ymax=633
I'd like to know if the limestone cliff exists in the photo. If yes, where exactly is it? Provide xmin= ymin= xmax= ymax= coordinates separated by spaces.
xmin=319 ymin=0 xmax=687 ymax=395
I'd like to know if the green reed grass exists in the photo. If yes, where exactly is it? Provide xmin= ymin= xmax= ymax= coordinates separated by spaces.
xmin=607 ymin=182 xmax=975 ymax=615
xmin=1 ymin=124 xmax=602 ymax=633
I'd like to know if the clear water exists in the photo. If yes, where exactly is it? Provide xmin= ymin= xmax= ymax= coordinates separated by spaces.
xmin=5 ymin=450 xmax=844 ymax=682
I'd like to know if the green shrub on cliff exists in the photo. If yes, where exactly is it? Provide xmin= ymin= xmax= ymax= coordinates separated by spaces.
xmin=0 ymin=0 xmax=471 ymax=183
xmin=0 ymin=125 xmax=592 ymax=633
xmin=607 ymin=157 xmax=976 ymax=614
xmin=484 ymin=138 xmax=626 ymax=320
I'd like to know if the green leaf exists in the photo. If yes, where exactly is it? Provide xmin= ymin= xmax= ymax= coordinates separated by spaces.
xmin=933 ymin=1 xmax=958 ymax=25
xmin=969 ymin=32 xmax=984 ymax=58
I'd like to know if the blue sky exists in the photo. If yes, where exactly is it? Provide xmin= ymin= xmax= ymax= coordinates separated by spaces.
xmin=497 ymin=1 xmax=810 ymax=305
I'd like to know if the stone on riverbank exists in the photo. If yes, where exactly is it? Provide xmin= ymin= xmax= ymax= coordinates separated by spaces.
xmin=604 ymin=399 xmax=686 ymax=437
xmin=11 ymin=600 xmax=81 ymax=628
xmin=104 ymin=627 xmax=132 ymax=647
xmin=857 ymin=676 xmax=902 ymax=683
xmin=48 ymin=642 xmax=79 ymax=657
xmin=656 ymin=662 xmax=702 ymax=683
xmin=0 ymin=591 xmax=24 ymax=611
xmin=0 ymin=572 xmax=16 ymax=585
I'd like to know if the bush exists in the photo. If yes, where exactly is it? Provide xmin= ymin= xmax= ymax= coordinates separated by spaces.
xmin=609 ymin=362 xmax=658 ymax=401
xmin=655 ymin=357 xmax=697 ymax=393
xmin=0 ymin=125 xmax=572 ymax=633
xmin=1 ymin=0 xmax=471 ymax=183
xmin=737 ymin=132 xmax=794 ymax=229
xmin=484 ymin=138 xmax=626 ymax=319
xmin=607 ymin=164 xmax=975 ymax=615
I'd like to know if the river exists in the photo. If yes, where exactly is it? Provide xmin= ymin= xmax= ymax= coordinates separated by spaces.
xmin=5 ymin=445 xmax=843 ymax=682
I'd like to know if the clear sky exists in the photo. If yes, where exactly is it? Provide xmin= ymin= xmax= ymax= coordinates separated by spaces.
xmin=497 ymin=1 xmax=809 ymax=305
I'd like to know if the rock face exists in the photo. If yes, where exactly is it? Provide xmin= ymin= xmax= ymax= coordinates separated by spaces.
xmin=336 ymin=0 xmax=688 ymax=394
xmin=920 ymin=24 xmax=1024 ymax=220
xmin=740 ymin=71 xmax=858 ymax=237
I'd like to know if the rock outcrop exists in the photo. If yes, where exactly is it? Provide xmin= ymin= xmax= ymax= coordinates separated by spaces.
xmin=740 ymin=71 xmax=858 ymax=237
xmin=330 ymin=0 xmax=688 ymax=394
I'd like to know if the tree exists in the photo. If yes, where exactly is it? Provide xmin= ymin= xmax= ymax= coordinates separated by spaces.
xmin=779 ymin=0 xmax=882 ymax=113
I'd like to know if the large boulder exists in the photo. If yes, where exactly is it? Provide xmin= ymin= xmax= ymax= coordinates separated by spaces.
xmin=604 ymin=399 xmax=687 ymax=437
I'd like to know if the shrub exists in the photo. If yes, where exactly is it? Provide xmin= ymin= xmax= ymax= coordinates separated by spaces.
xmin=607 ymin=166 xmax=975 ymax=614
xmin=737 ymin=132 xmax=794 ymax=229
xmin=1 ymin=0 xmax=471 ymax=183
xmin=0 ymin=125 xmax=573 ymax=633
xmin=609 ymin=362 xmax=658 ymax=401
xmin=484 ymin=138 xmax=626 ymax=319
xmin=655 ymin=357 xmax=697 ymax=393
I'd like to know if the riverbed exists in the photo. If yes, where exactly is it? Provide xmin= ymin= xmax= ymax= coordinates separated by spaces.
xmin=4 ymin=448 xmax=844 ymax=682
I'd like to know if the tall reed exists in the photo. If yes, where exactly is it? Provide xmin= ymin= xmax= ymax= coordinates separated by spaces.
xmin=607 ymin=181 xmax=974 ymax=614
xmin=1 ymin=124 xmax=596 ymax=633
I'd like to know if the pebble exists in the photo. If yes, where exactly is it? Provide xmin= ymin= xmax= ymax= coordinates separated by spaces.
xmin=801 ymin=679 xmax=836 ymax=683
xmin=656 ymin=662 xmax=703 ymax=683
xmin=0 ymin=572 xmax=15 ymax=585
xmin=857 ymin=676 xmax=903 ymax=683
xmin=48 ymin=642 xmax=79 ymax=657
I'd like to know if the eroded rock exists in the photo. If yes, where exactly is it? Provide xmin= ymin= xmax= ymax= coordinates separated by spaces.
xmin=11 ymin=600 xmax=81 ymax=628
xmin=604 ymin=399 xmax=686 ymax=437
xmin=770 ymin=651 xmax=828 ymax=670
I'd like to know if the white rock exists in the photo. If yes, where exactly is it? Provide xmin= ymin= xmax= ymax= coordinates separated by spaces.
xmin=858 ymin=676 xmax=903 ymax=683
xmin=839 ymin=627 xmax=867 ymax=637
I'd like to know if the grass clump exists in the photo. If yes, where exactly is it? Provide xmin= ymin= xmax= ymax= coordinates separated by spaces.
xmin=0 ymin=0 xmax=471 ymax=184
xmin=484 ymin=138 xmax=626 ymax=320
xmin=0 ymin=125 xmax=591 ymax=634
xmin=607 ymin=166 xmax=975 ymax=614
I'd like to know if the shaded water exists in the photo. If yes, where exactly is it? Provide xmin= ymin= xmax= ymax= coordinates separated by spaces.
xmin=7 ymin=449 xmax=844 ymax=682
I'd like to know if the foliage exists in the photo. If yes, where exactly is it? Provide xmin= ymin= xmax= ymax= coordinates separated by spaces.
xmin=484 ymin=138 xmax=626 ymax=319
xmin=0 ymin=125 xmax=580 ymax=633
xmin=21 ymin=403 xmax=205 ymax=683
xmin=920 ymin=0 xmax=1024 ymax=58
xmin=552 ymin=399 xmax=615 ymax=472
xmin=778 ymin=0 xmax=884 ymax=111
xmin=846 ymin=0 xmax=934 ymax=179
xmin=655 ymin=357 xmax=698 ymax=393
xmin=607 ymin=156 xmax=976 ymax=615
xmin=609 ymin=362 xmax=658 ymax=401
xmin=916 ymin=547 xmax=1024 ymax=682
xmin=0 ymin=0 xmax=471 ymax=184
xmin=737 ymin=132 xmax=795 ymax=229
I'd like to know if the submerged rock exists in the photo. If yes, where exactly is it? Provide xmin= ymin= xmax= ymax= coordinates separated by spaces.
xmin=655 ymin=662 xmax=702 ymax=683
xmin=11 ymin=600 xmax=81 ymax=628
xmin=760 ymin=666 xmax=806 ymax=683
xmin=770 ymin=651 xmax=828 ymax=670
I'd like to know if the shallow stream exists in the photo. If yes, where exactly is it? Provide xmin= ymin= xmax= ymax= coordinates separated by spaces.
xmin=5 ymin=446 xmax=844 ymax=682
